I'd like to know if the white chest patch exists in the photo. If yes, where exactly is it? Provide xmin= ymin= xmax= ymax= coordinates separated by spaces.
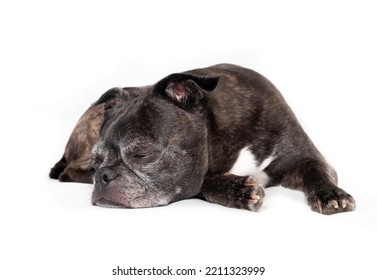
xmin=228 ymin=147 xmax=274 ymax=186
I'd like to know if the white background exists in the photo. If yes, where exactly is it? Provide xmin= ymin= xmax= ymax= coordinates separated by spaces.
xmin=1 ymin=1 xmax=376 ymax=279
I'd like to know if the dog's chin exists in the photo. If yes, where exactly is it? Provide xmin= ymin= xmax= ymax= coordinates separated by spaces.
xmin=93 ymin=198 xmax=127 ymax=208
xmin=92 ymin=193 xmax=172 ymax=209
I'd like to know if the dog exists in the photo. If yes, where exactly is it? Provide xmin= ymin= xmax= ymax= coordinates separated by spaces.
xmin=50 ymin=63 xmax=355 ymax=214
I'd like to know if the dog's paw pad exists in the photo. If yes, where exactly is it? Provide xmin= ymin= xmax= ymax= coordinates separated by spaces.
xmin=244 ymin=176 xmax=265 ymax=211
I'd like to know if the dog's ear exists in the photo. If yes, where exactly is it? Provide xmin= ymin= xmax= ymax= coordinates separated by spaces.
xmin=93 ymin=87 xmax=135 ymax=110
xmin=155 ymin=73 xmax=219 ymax=109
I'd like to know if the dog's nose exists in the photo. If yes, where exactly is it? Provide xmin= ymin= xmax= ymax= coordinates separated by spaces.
xmin=95 ymin=167 xmax=118 ymax=188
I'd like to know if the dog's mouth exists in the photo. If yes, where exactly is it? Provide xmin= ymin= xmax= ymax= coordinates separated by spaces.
xmin=93 ymin=198 xmax=127 ymax=208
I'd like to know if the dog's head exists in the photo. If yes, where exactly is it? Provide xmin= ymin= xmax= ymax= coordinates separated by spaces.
xmin=91 ymin=74 xmax=219 ymax=208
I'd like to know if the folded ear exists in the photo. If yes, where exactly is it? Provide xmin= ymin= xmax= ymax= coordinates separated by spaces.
xmin=93 ymin=87 xmax=136 ymax=110
xmin=155 ymin=73 xmax=219 ymax=109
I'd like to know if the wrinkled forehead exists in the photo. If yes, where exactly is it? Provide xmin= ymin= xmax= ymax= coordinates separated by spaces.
xmin=99 ymin=97 xmax=174 ymax=145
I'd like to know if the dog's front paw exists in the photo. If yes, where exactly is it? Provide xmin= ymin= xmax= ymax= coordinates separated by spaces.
xmin=201 ymin=174 xmax=265 ymax=211
xmin=307 ymin=186 xmax=355 ymax=215
xmin=219 ymin=174 xmax=265 ymax=211
xmin=244 ymin=176 xmax=265 ymax=211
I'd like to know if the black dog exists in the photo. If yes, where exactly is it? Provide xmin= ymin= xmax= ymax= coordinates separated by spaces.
xmin=51 ymin=64 xmax=355 ymax=214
